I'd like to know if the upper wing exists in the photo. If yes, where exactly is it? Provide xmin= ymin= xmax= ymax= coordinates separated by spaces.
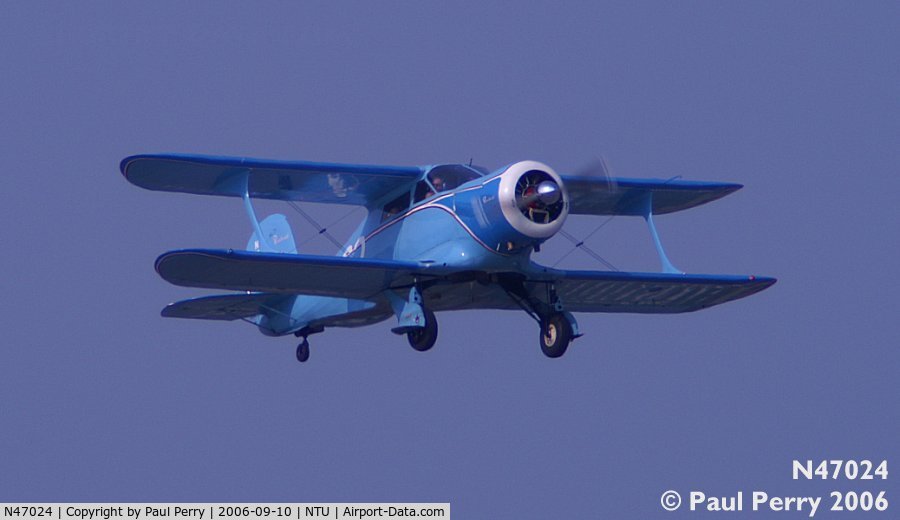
xmin=561 ymin=175 xmax=743 ymax=216
xmin=121 ymin=153 xmax=424 ymax=206
xmin=155 ymin=249 xmax=430 ymax=299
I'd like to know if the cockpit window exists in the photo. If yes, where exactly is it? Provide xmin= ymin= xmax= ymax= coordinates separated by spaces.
xmin=381 ymin=192 xmax=410 ymax=222
xmin=413 ymin=164 xmax=482 ymax=204
xmin=427 ymin=164 xmax=481 ymax=192
xmin=468 ymin=164 xmax=490 ymax=176
xmin=413 ymin=180 xmax=432 ymax=203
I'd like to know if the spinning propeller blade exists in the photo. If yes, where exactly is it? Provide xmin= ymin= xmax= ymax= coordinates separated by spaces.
xmin=571 ymin=155 xmax=619 ymax=193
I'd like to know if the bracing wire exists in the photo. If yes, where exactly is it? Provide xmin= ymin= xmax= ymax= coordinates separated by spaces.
xmin=287 ymin=201 xmax=350 ymax=249
xmin=551 ymin=154 xmax=622 ymax=270
xmin=552 ymin=217 xmax=619 ymax=270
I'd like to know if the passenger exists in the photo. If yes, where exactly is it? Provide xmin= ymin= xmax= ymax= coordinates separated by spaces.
xmin=383 ymin=204 xmax=403 ymax=221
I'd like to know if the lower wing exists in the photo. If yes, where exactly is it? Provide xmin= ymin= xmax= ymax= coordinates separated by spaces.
xmin=422 ymin=270 xmax=775 ymax=314
xmin=155 ymin=249 xmax=428 ymax=299
xmin=549 ymin=270 xmax=775 ymax=313
xmin=155 ymin=249 xmax=774 ymax=315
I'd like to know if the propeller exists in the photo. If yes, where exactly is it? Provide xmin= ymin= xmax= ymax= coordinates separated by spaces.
xmin=548 ymin=155 xmax=620 ymax=269
xmin=514 ymin=169 xmax=565 ymax=223
xmin=571 ymin=155 xmax=619 ymax=193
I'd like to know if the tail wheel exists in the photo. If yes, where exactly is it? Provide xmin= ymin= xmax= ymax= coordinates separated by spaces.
xmin=407 ymin=309 xmax=438 ymax=352
xmin=296 ymin=339 xmax=310 ymax=363
xmin=540 ymin=313 xmax=571 ymax=358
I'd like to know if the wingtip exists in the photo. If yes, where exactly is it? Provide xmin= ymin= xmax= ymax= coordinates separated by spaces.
xmin=119 ymin=155 xmax=135 ymax=176
xmin=749 ymin=275 xmax=777 ymax=288
xmin=160 ymin=302 xmax=178 ymax=318
xmin=153 ymin=251 xmax=170 ymax=275
xmin=120 ymin=154 xmax=155 ymax=178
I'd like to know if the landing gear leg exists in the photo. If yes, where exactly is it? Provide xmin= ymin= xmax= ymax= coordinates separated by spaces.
xmin=496 ymin=275 xmax=580 ymax=359
xmin=386 ymin=286 xmax=440 ymax=353
xmin=296 ymin=338 xmax=310 ymax=363
xmin=293 ymin=325 xmax=323 ymax=363
xmin=407 ymin=308 xmax=438 ymax=352
xmin=539 ymin=312 xmax=572 ymax=358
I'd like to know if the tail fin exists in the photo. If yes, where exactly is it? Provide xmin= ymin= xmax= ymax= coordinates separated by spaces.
xmin=247 ymin=214 xmax=297 ymax=254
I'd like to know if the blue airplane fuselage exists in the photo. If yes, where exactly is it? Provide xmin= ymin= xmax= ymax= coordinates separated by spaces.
xmin=257 ymin=168 xmax=553 ymax=336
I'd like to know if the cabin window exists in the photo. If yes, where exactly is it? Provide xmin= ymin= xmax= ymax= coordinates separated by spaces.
xmin=413 ymin=164 xmax=483 ymax=204
xmin=427 ymin=165 xmax=481 ymax=193
xmin=413 ymin=181 xmax=432 ymax=203
xmin=381 ymin=192 xmax=410 ymax=222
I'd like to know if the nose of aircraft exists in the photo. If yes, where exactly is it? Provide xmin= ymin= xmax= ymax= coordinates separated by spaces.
xmin=499 ymin=160 xmax=569 ymax=240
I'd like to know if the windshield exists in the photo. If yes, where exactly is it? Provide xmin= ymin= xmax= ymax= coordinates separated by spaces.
xmin=426 ymin=164 xmax=482 ymax=192
xmin=413 ymin=164 xmax=483 ymax=204
xmin=427 ymin=164 xmax=481 ymax=189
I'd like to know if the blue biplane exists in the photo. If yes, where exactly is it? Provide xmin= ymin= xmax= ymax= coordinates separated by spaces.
xmin=121 ymin=154 xmax=775 ymax=362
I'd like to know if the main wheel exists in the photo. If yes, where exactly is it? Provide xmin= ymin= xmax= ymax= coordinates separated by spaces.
xmin=407 ymin=309 xmax=438 ymax=352
xmin=296 ymin=339 xmax=310 ymax=363
xmin=540 ymin=313 xmax=571 ymax=358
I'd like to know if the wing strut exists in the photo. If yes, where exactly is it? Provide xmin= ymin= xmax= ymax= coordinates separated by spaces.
xmin=641 ymin=194 xmax=682 ymax=274
xmin=215 ymin=168 xmax=272 ymax=251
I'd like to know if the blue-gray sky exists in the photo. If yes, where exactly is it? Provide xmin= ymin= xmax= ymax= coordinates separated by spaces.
xmin=2 ymin=2 xmax=898 ymax=517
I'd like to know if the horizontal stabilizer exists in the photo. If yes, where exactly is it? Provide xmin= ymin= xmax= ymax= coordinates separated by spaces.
xmin=155 ymin=249 xmax=427 ymax=299
xmin=121 ymin=153 xmax=423 ymax=207
xmin=561 ymin=175 xmax=742 ymax=215
xmin=162 ymin=293 xmax=290 ymax=321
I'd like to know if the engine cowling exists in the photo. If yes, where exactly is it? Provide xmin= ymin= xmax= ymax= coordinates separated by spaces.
xmin=498 ymin=160 xmax=569 ymax=241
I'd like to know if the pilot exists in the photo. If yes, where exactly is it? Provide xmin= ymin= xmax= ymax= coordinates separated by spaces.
xmin=431 ymin=175 xmax=445 ymax=192
xmin=423 ymin=175 xmax=446 ymax=199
